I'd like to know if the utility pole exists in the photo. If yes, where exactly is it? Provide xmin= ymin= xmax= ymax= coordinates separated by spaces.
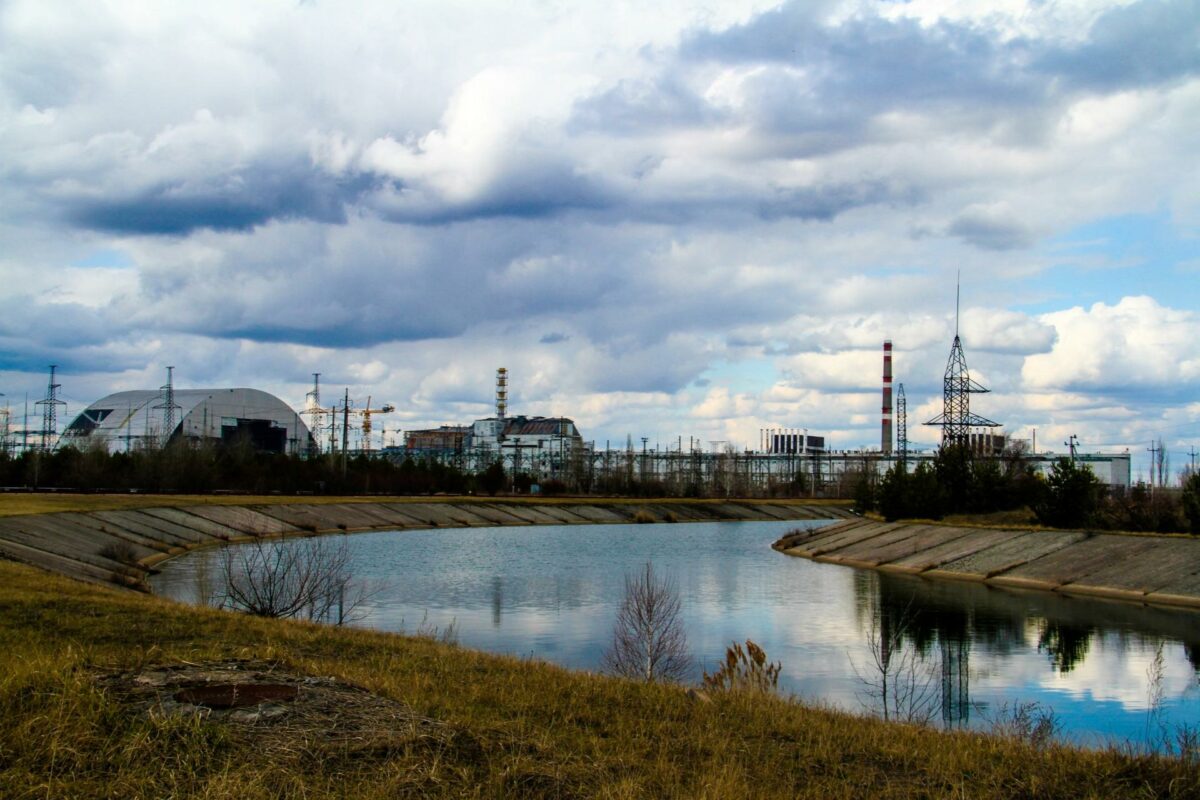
xmin=341 ymin=389 xmax=350 ymax=477
xmin=1148 ymin=440 xmax=1160 ymax=492
xmin=1189 ymin=445 xmax=1197 ymax=477
xmin=1065 ymin=434 xmax=1078 ymax=462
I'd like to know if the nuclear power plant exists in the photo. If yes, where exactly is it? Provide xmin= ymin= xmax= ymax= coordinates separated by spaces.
xmin=1 ymin=349 xmax=1134 ymax=494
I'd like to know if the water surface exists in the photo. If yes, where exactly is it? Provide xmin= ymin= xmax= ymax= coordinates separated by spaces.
xmin=151 ymin=519 xmax=1200 ymax=748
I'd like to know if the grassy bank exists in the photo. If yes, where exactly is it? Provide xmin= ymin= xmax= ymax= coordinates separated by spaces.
xmin=1 ymin=561 xmax=1195 ymax=799
xmin=0 ymin=492 xmax=851 ymax=518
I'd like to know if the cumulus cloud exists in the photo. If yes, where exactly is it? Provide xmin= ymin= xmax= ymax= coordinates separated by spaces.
xmin=1022 ymin=296 xmax=1200 ymax=396
xmin=0 ymin=0 xmax=1197 ymax=465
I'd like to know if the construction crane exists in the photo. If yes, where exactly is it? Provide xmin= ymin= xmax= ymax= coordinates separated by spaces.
xmin=360 ymin=396 xmax=395 ymax=455
xmin=317 ymin=393 xmax=395 ymax=456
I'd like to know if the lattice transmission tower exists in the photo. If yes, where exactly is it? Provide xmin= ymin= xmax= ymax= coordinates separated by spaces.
xmin=34 ymin=365 xmax=66 ymax=452
xmin=896 ymin=382 xmax=907 ymax=468
xmin=924 ymin=281 xmax=998 ymax=447
xmin=153 ymin=366 xmax=182 ymax=447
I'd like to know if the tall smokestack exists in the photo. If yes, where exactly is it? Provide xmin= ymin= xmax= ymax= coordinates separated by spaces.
xmin=496 ymin=367 xmax=508 ymax=419
xmin=882 ymin=340 xmax=893 ymax=455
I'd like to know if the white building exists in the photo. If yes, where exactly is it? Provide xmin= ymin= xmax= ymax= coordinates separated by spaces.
xmin=467 ymin=415 xmax=584 ymax=479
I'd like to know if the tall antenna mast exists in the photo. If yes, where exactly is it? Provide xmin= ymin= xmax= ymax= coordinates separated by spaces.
xmin=34 ymin=365 xmax=66 ymax=452
xmin=955 ymin=270 xmax=961 ymax=337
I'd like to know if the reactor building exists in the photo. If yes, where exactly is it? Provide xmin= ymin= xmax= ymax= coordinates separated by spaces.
xmin=61 ymin=388 xmax=313 ymax=454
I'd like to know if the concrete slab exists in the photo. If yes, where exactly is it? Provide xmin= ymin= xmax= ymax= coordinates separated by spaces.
xmin=1062 ymin=538 xmax=1200 ymax=595
xmin=493 ymin=505 xmax=563 ymax=525
xmin=0 ymin=515 xmax=120 ymax=561
xmin=523 ymin=505 xmax=589 ymax=525
xmin=249 ymin=504 xmax=335 ymax=531
xmin=823 ymin=525 xmax=954 ymax=567
xmin=0 ymin=516 xmax=146 ymax=577
xmin=376 ymin=503 xmax=443 ymax=527
xmin=932 ymin=530 xmax=1086 ymax=579
xmin=886 ymin=528 xmax=1023 ymax=573
xmin=55 ymin=512 xmax=176 ymax=555
xmin=1146 ymin=569 xmax=1200 ymax=609
xmin=0 ymin=535 xmax=124 ymax=586
xmin=711 ymin=503 xmax=763 ymax=521
xmin=183 ymin=506 xmax=298 ymax=535
xmin=448 ymin=504 xmax=527 ymax=526
xmin=92 ymin=510 xmax=211 ymax=546
xmin=777 ymin=519 xmax=866 ymax=554
xmin=352 ymin=503 xmax=434 ymax=527
xmin=139 ymin=508 xmax=239 ymax=540
xmin=554 ymin=505 xmax=629 ymax=524
xmin=995 ymin=536 xmax=1162 ymax=590
xmin=441 ymin=504 xmax=504 ymax=526
xmin=314 ymin=503 xmax=403 ymax=529
xmin=808 ymin=522 xmax=902 ymax=556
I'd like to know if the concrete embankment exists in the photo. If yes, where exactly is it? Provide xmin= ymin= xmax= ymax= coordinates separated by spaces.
xmin=0 ymin=498 xmax=854 ymax=589
xmin=774 ymin=519 xmax=1200 ymax=610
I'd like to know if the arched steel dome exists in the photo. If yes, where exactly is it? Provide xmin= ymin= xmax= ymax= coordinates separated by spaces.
xmin=61 ymin=388 xmax=312 ymax=454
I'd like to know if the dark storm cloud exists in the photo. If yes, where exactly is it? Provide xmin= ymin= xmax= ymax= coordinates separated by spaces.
xmin=66 ymin=161 xmax=375 ymax=235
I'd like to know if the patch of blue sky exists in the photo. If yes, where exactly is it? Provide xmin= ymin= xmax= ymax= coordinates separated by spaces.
xmin=698 ymin=357 xmax=777 ymax=393
xmin=70 ymin=249 xmax=133 ymax=269
xmin=1014 ymin=212 xmax=1199 ymax=315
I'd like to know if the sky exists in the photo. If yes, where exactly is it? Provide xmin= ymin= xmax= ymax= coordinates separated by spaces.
xmin=1 ymin=0 xmax=1198 ymax=478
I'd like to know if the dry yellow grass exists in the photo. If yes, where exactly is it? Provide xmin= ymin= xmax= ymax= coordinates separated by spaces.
xmin=0 ymin=559 xmax=1195 ymax=799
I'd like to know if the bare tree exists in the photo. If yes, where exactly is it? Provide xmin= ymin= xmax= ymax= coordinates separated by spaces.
xmin=602 ymin=562 xmax=690 ymax=682
xmin=219 ymin=536 xmax=367 ymax=624
xmin=851 ymin=604 xmax=940 ymax=724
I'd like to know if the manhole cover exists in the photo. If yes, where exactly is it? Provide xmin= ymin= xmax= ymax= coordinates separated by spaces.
xmin=174 ymin=683 xmax=299 ymax=708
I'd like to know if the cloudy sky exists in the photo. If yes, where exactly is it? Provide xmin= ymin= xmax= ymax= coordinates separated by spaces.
xmin=1 ymin=0 xmax=1197 ymax=476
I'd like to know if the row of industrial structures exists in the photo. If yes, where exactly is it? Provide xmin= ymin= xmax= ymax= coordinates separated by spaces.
xmin=2 ymin=348 xmax=1134 ymax=491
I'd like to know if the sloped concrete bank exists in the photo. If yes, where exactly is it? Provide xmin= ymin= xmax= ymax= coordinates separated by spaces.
xmin=0 ymin=499 xmax=854 ymax=589
xmin=774 ymin=519 xmax=1200 ymax=610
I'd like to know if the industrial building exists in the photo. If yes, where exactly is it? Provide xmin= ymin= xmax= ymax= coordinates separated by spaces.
xmin=61 ymin=388 xmax=313 ymax=454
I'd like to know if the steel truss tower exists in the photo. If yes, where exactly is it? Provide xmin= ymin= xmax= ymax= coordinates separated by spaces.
xmin=924 ymin=284 xmax=998 ymax=448
xmin=34 ymin=365 xmax=66 ymax=452
xmin=153 ymin=366 xmax=181 ymax=446
xmin=896 ymin=383 xmax=907 ymax=468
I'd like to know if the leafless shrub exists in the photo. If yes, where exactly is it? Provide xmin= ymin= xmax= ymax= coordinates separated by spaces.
xmin=218 ymin=536 xmax=367 ymax=625
xmin=703 ymin=640 xmax=781 ymax=694
xmin=98 ymin=541 xmax=140 ymax=566
xmin=988 ymin=701 xmax=1060 ymax=748
xmin=632 ymin=510 xmax=655 ymax=524
xmin=602 ymin=562 xmax=690 ymax=683
xmin=851 ymin=604 xmax=940 ymax=724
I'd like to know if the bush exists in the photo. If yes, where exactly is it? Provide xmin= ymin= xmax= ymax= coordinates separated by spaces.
xmin=1035 ymin=459 xmax=1103 ymax=529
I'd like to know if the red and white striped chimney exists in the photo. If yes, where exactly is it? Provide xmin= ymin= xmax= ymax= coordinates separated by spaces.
xmin=882 ymin=340 xmax=893 ymax=455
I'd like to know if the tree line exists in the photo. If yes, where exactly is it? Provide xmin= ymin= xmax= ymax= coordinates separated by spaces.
xmin=0 ymin=439 xmax=489 ymax=496
xmin=856 ymin=444 xmax=1200 ymax=534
